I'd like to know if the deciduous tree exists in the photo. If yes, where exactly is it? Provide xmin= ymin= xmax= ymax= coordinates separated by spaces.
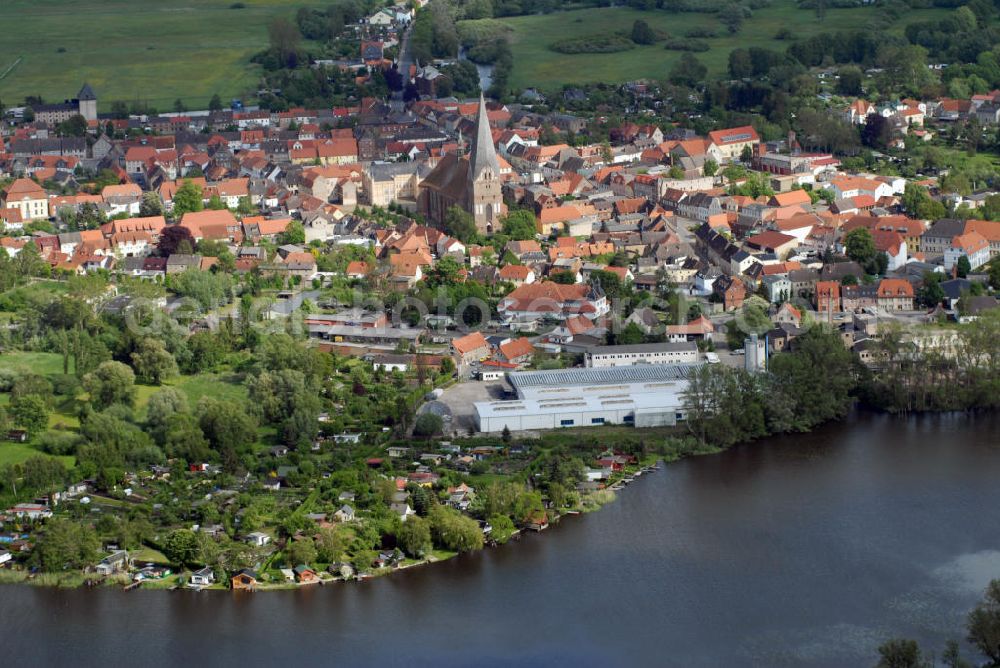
xmin=875 ymin=639 xmax=924 ymax=668
xmin=131 ymin=338 xmax=178 ymax=385
xmin=163 ymin=529 xmax=201 ymax=567
xmin=397 ymin=516 xmax=432 ymax=558
xmin=172 ymin=180 xmax=204 ymax=218
xmin=967 ymin=579 xmax=1000 ymax=665
xmin=33 ymin=519 xmax=100 ymax=571
xmin=83 ymin=361 xmax=136 ymax=407
xmin=286 ymin=537 xmax=317 ymax=566
xmin=429 ymin=506 xmax=484 ymax=552
xmin=10 ymin=395 xmax=49 ymax=436
xmin=631 ymin=19 xmax=656 ymax=45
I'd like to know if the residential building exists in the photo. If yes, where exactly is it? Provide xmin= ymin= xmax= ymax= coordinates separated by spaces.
xmin=762 ymin=275 xmax=792 ymax=303
xmin=498 ymin=281 xmax=608 ymax=323
xmin=190 ymin=567 xmax=215 ymax=587
xmin=815 ymin=280 xmax=841 ymax=314
xmin=451 ymin=331 xmax=491 ymax=366
xmin=497 ymin=337 xmax=535 ymax=365
xmin=842 ymin=284 xmax=878 ymax=312
xmin=921 ymin=219 xmax=968 ymax=257
xmin=2 ymin=178 xmax=49 ymax=221
xmin=707 ymin=126 xmax=760 ymax=162
xmin=944 ymin=231 xmax=990 ymax=271
xmin=95 ymin=550 xmax=132 ymax=576
xmin=877 ymin=279 xmax=915 ymax=311
xmin=713 ymin=275 xmax=746 ymax=311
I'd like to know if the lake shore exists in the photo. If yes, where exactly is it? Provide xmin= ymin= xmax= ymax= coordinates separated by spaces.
xmin=0 ymin=461 xmax=646 ymax=593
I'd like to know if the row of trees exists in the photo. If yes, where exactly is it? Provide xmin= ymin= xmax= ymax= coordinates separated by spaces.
xmin=686 ymin=308 xmax=1000 ymax=446
xmin=683 ymin=327 xmax=856 ymax=448
xmin=858 ymin=310 xmax=1000 ymax=413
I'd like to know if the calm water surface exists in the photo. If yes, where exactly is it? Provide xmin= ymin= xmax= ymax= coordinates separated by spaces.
xmin=3 ymin=412 xmax=999 ymax=667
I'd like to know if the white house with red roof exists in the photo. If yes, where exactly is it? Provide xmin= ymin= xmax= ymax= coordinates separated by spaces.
xmin=2 ymin=178 xmax=49 ymax=221
xmin=498 ymin=281 xmax=609 ymax=325
xmin=945 ymin=231 xmax=990 ymax=271
xmin=824 ymin=176 xmax=895 ymax=200
xmin=871 ymin=229 xmax=908 ymax=271
xmin=707 ymin=126 xmax=760 ymax=162
xmin=843 ymin=99 xmax=876 ymax=125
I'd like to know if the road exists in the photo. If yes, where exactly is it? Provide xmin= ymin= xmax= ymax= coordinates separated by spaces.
xmin=667 ymin=214 xmax=701 ymax=251
xmin=392 ymin=23 xmax=414 ymax=107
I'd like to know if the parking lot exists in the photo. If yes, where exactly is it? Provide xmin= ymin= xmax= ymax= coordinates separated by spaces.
xmin=420 ymin=379 xmax=510 ymax=435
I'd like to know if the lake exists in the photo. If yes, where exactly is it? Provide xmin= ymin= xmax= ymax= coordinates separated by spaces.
xmin=3 ymin=412 xmax=999 ymax=667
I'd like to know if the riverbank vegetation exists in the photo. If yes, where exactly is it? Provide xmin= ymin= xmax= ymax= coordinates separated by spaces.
xmin=683 ymin=312 xmax=1000 ymax=451
xmin=682 ymin=326 xmax=856 ymax=448
xmin=856 ymin=311 xmax=1000 ymax=413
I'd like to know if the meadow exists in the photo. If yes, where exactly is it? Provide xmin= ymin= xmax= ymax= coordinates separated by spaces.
xmin=461 ymin=2 xmax=951 ymax=91
xmin=0 ymin=350 xmax=249 ymax=467
xmin=0 ymin=0 xmax=315 ymax=112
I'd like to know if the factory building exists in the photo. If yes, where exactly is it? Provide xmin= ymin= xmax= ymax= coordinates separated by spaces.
xmin=584 ymin=341 xmax=699 ymax=368
xmin=474 ymin=364 xmax=700 ymax=433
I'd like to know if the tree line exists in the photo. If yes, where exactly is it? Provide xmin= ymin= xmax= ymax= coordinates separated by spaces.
xmin=682 ymin=326 xmax=857 ymax=448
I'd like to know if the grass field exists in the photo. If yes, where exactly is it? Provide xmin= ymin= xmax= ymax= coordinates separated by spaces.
xmin=0 ymin=351 xmax=66 ymax=377
xmin=170 ymin=373 xmax=249 ymax=404
xmin=134 ymin=373 xmax=249 ymax=420
xmin=130 ymin=547 xmax=170 ymax=564
xmin=1 ymin=1 xmax=952 ymax=110
xmin=0 ymin=0 xmax=319 ymax=111
xmin=0 ymin=442 xmax=75 ymax=468
xmin=462 ymin=2 xmax=951 ymax=91
xmin=0 ymin=350 xmax=249 ymax=445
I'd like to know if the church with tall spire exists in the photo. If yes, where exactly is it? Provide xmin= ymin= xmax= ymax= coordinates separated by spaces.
xmin=418 ymin=94 xmax=506 ymax=235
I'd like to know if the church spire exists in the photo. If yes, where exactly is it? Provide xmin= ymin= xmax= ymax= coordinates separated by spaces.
xmin=468 ymin=93 xmax=500 ymax=182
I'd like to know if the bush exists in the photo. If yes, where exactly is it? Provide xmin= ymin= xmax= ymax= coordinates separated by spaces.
xmin=663 ymin=37 xmax=710 ymax=52
xmin=0 ymin=368 xmax=18 ymax=391
xmin=413 ymin=413 xmax=443 ymax=438
xmin=50 ymin=375 xmax=81 ymax=397
xmin=684 ymin=27 xmax=718 ymax=38
xmin=550 ymin=34 xmax=635 ymax=54
xmin=37 ymin=430 xmax=83 ymax=456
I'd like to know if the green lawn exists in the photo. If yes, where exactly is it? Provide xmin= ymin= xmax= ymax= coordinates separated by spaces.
xmin=0 ymin=442 xmax=74 ymax=468
xmin=134 ymin=384 xmax=161 ymax=415
xmin=0 ymin=0 xmax=323 ymax=111
xmin=133 ymin=373 xmax=247 ymax=419
xmin=170 ymin=373 xmax=248 ymax=405
xmin=0 ymin=352 xmax=66 ymax=376
xmin=462 ymin=2 xmax=951 ymax=91
xmin=130 ymin=547 xmax=170 ymax=564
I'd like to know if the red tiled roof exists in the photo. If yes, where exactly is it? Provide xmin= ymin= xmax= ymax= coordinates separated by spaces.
xmin=498 ymin=337 xmax=535 ymax=362
xmin=877 ymin=279 xmax=914 ymax=298
xmin=452 ymin=331 xmax=489 ymax=355
xmin=708 ymin=125 xmax=759 ymax=146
